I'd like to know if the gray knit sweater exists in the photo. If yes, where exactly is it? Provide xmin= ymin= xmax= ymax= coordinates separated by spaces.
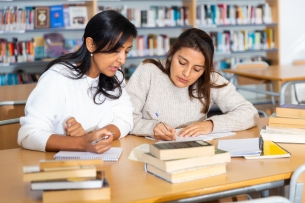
xmin=126 ymin=62 xmax=259 ymax=137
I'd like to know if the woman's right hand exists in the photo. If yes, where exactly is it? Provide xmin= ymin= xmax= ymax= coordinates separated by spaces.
xmin=83 ymin=128 xmax=113 ymax=153
xmin=153 ymin=123 xmax=176 ymax=141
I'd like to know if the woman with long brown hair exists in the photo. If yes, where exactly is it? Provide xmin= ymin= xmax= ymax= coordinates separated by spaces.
xmin=126 ymin=28 xmax=258 ymax=141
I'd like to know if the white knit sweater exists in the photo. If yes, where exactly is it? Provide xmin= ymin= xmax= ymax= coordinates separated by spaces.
xmin=18 ymin=64 xmax=133 ymax=152
xmin=126 ymin=62 xmax=259 ymax=137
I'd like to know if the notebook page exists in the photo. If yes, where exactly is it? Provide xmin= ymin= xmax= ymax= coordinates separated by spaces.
xmin=175 ymin=128 xmax=235 ymax=141
xmin=54 ymin=147 xmax=123 ymax=161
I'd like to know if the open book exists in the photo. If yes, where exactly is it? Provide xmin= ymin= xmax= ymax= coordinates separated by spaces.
xmin=54 ymin=147 xmax=123 ymax=162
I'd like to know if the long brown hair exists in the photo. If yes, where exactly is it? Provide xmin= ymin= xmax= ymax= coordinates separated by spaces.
xmin=143 ymin=28 xmax=227 ymax=114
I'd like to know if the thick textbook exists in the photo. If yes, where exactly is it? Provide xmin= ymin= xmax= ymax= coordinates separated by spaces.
xmin=31 ymin=171 xmax=105 ymax=190
xmin=54 ymin=147 xmax=123 ymax=162
xmin=42 ymin=177 xmax=110 ymax=203
xmin=39 ymin=159 xmax=103 ymax=171
xmin=260 ymin=128 xmax=305 ymax=144
xmin=23 ymin=165 xmax=96 ymax=181
xmin=149 ymin=141 xmax=214 ymax=160
xmin=142 ymin=149 xmax=230 ymax=172
xmin=244 ymin=140 xmax=290 ymax=160
xmin=217 ymin=138 xmax=262 ymax=157
xmin=276 ymin=103 xmax=305 ymax=119
xmin=269 ymin=113 xmax=305 ymax=127
xmin=145 ymin=163 xmax=227 ymax=183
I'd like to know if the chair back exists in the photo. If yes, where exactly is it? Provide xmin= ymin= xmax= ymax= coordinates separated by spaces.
xmin=293 ymin=60 xmax=305 ymax=66
xmin=0 ymin=118 xmax=20 ymax=150
xmin=289 ymin=164 xmax=305 ymax=203
xmin=0 ymin=101 xmax=26 ymax=120
xmin=234 ymin=61 xmax=269 ymax=85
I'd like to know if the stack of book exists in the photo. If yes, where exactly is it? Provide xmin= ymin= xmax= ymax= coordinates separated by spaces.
xmin=23 ymin=159 xmax=110 ymax=203
xmin=261 ymin=104 xmax=305 ymax=143
xmin=144 ymin=141 xmax=231 ymax=183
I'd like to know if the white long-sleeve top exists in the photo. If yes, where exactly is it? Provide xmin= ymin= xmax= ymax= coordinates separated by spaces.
xmin=18 ymin=64 xmax=133 ymax=152
xmin=126 ymin=62 xmax=259 ymax=137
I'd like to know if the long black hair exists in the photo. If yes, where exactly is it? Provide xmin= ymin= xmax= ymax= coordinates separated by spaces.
xmin=46 ymin=10 xmax=137 ymax=103
xmin=143 ymin=28 xmax=227 ymax=114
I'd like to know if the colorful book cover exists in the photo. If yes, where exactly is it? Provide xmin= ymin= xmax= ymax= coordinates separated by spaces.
xmin=50 ymin=5 xmax=64 ymax=28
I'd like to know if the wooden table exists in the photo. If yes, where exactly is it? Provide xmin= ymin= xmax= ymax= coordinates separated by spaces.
xmin=222 ymin=65 xmax=305 ymax=105
xmin=1 ymin=118 xmax=305 ymax=203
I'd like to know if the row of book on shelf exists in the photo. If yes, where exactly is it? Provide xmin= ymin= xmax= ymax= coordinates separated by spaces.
xmin=261 ymin=104 xmax=305 ymax=144
xmin=99 ymin=5 xmax=189 ymax=28
xmin=0 ymin=4 xmax=88 ymax=32
xmin=211 ymin=28 xmax=275 ymax=53
xmin=0 ymin=72 xmax=40 ymax=86
xmin=0 ymin=33 xmax=82 ymax=64
xmin=196 ymin=3 xmax=273 ymax=26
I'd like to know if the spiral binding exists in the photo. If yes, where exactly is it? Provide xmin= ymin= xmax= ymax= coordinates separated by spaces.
xmin=54 ymin=156 xmax=118 ymax=162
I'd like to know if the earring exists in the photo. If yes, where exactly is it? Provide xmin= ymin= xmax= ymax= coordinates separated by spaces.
xmin=90 ymin=53 xmax=93 ymax=57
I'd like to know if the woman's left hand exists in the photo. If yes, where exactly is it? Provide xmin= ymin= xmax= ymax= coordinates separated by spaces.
xmin=65 ymin=117 xmax=86 ymax=137
xmin=177 ymin=120 xmax=214 ymax=137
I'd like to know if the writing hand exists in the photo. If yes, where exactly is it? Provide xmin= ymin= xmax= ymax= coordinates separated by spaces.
xmin=65 ymin=117 xmax=86 ymax=137
xmin=153 ymin=122 xmax=176 ymax=141
xmin=178 ymin=120 xmax=213 ymax=137
xmin=84 ymin=129 xmax=113 ymax=154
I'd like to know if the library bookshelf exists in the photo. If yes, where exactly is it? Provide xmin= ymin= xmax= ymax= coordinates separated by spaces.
xmin=0 ymin=0 xmax=279 ymax=89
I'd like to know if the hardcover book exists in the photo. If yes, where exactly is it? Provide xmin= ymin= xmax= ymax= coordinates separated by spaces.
xmin=145 ymin=163 xmax=226 ymax=183
xmin=276 ymin=104 xmax=305 ymax=119
xmin=34 ymin=7 xmax=50 ymax=28
xmin=149 ymin=141 xmax=214 ymax=160
xmin=68 ymin=6 xmax=88 ymax=28
xmin=269 ymin=113 xmax=305 ymax=128
xmin=50 ymin=5 xmax=64 ymax=28
xmin=23 ymin=165 xmax=96 ymax=181
xmin=142 ymin=148 xmax=230 ymax=173
xmin=39 ymin=159 xmax=103 ymax=171
xmin=42 ymin=176 xmax=110 ymax=203
xmin=31 ymin=171 xmax=105 ymax=190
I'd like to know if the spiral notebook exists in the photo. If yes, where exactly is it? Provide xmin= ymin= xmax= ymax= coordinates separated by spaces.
xmin=54 ymin=147 xmax=123 ymax=162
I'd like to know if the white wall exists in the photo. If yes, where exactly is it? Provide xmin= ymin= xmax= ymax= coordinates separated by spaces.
xmin=279 ymin=0 xmax=305 ymax=103
xmin=279 ymin=0 xmax=305 ymax=65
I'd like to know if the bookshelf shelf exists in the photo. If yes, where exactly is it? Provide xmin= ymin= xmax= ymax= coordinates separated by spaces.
xmin=198 ymin=23 xmax=278 ymax=30
xmin=136 ymin=26 xmax=192 ymax=30
xmin=0 ymin=28 xmax=85 ymax=34
xmin=0 ymin=61 xmax=49 ymax=67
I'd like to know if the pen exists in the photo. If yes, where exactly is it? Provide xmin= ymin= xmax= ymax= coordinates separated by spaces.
xmin=91 ymin=132 xmax=113 ymax=145
xmin=155 ymin=112 xmax=169 ymax=131
xmin=155 ymin=112 xmax=175 ymax=141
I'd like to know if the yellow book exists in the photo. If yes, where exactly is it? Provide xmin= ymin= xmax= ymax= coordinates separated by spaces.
xmin=244 ymin=140 xmax=290 ymax=160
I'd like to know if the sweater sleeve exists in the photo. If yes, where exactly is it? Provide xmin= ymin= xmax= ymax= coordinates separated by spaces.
xmin=18 ymin=68 xmax=68 ymax=152
xmin=208 ymin=73 xmax=259 ymax=132
xmin=126 ymin=63 xmax=159 ymax=137
xmin=110 ymin=72 xmax=134 ymax=138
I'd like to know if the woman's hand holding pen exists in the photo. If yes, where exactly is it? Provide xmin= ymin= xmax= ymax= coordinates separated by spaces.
xmin=178 ymin=120 xmax=213 ymax=137
xmin=154 ymin=123 xmax=176 ymax=141
xmin=65 ymin=117 xmax=86 ymax=137
xmin=83 ymin=128 xmax=113 ymax=154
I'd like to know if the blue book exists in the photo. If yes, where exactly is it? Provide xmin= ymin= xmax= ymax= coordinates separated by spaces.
xmin=50 ymin=5 xmax=64 ymax=28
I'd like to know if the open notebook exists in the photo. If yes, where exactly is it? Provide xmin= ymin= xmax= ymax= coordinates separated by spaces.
xmin=54 ymin=147 xmax=123 ymax=162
